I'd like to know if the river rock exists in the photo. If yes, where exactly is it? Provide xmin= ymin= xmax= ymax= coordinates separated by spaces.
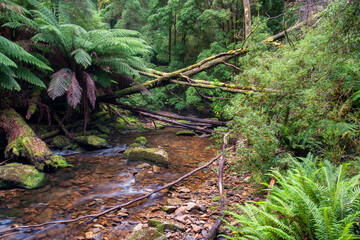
xmin=0 ymin=163 xmax=45 ymax=189
xmin=176 ymin=130 xmax=196 ymax=136
xmin=128 ymin=148 xmax=169 ymax=166
xmin=125 ymin=228 xmax=167 ymax=240
xmin=134 ymin=136 xmax=147 ymax=146
xmin=51 ymin=135 xmax=70 ymax=149
xmin=75 ymin=135 xmax=110 ymax=149
xmin=148 ymin=218 xmax=185 ymax=231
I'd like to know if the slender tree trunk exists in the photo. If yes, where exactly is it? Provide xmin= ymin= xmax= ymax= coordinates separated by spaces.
xmin=169 ymin=22 xmax=172 ymax=64
xmin=243 ymin=0 xmax=251 ymax=38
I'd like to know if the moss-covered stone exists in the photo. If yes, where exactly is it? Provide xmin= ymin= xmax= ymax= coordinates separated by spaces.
xmin=96 ymin=125 xmax=110 ymax=134
xmin=134 ymin=136 xmax=147 ymax=146
xmin=148 ymin=218 xmax=185 ymax=231
xmin=125 ymin=228 xmax=166 ymax=240
xmin=75 ymin=135 xmax=110 ymax=149
xmin=128 ymin=148 xmax=169 ymax=166
xmin=175 ymin=130 xmax=196 ymax=136
xmin=51 ymin=135 xmax=70 ymax=149
xmin=129 ymin=143 xmax=142 ymax=148
xmin=0 ymin=163 xmax=46 ymax=189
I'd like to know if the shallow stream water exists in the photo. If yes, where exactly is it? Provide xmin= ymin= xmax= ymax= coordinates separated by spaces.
xmin=0 ymin=127 xmax=216 ymax=239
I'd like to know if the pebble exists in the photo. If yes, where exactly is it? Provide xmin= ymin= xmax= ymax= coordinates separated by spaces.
xmin=191 ymin=224 xmax=202 ymax=233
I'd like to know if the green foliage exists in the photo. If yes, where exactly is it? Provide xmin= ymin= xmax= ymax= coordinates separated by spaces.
xmin=224 ymin=154 xmax=360 ymax=240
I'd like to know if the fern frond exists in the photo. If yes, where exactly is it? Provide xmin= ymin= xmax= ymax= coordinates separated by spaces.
xmin=47 ymin=68 xmax=72 ymax=100
xmin=71 ymin=48 xmax=91 ymax=68
xmin=0 ymin=36 xmax=52 ymax=71
xmin=0 ymin=72 xmax=20 ymax=91
xmin=0 ymin=52 xmax=17 ymax=67
xmin=84 ymin=71 xmax=96 ymax=109
xmin=67 ymin=72 xmax=82 ymax=109
xmin=28 ymin=0 xmax=59 ymax=28
xmin=15 ymin=66 xmax=46 ymax=88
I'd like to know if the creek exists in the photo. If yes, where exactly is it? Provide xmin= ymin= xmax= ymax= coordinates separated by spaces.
xmin=0 ymin=127 xmax=216 ymax=239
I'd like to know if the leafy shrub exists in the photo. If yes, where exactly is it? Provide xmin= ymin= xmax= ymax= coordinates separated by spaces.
xmin=224 ymin=154 xmax=360 ymax=240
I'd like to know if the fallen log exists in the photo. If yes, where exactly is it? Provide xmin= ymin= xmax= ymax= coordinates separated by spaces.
xmin=136 ymin=111 xmax=214 ymax=134
xmin=0 ymin=107 xmax=69 ymax=171
xmin=117 ymin=102 xmax=228 ymax=126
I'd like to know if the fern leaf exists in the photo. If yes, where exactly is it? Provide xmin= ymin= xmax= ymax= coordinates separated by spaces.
xmin=16 ymin=66 xmax=46 ymax=88
xmin=0 ymin=36 xmax=52 ymax=71
xmin=67 ymin=72 xmax=82 ymax=109
xmin=47 ymin=68 xmax=72 ymax=100
xmin=0 ymin=72 xmax=20 ymax=91
xmin=84 ymin=71 xmax=96 ymax=109
xmin=0 ymin=52 xmax=17 ymax=67
xmin=71 ymin=48 xmax=91 ymax=68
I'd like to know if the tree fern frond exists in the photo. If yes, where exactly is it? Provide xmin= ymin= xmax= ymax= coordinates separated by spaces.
xmin=71 ymin=48 xmax=91 ymax=68
xmin=16 ymin=66 xmax=46 ymax=88
xmin=0 ymin=52 xmax=17 ymax=67
xmin=47 ymin=68 xmax=72 ymax=100
xmin=67 ymin=72 xmax=82 ymax=109
xmin=28 ymin=0 xmax=59 ymax=28
xmin=92 ymin=70 xmax=112 ymax=87
xmin=0 ymin=36 xmax=52 ymax=71
xmin=0 ymin=72 xmax=20 ymax=91
xmin=84 ymin=71 xmax=96 ymax=109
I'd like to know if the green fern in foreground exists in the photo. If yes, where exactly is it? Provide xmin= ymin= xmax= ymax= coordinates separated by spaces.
xmin=224 ymin=154 xmax=360 ymax=240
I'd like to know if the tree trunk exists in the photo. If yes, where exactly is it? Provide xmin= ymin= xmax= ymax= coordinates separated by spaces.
xmin=0 ymin=107 xmax=69 ymax=171
xmin=243 ymin=0 xmax=251 ymax=38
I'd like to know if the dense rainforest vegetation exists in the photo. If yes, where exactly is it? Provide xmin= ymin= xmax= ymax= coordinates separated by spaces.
xmin=1 ymin=0 xmax=360 ymax=239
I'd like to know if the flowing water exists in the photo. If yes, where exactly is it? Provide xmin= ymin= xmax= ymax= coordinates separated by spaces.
xmin=0 ymin=127 xmax=216 ymax=239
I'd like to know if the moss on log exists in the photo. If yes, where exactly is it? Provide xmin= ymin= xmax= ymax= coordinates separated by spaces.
xmin=0 ymin=107 xmax=69 ymax=171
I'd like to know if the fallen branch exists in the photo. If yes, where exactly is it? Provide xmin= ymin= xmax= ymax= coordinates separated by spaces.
xmin=0 ymin=152 xmax=226 ymax=236
xmin=205 ymin=132 xmax=229 ymax=240
xmin=116 ymin=102 xmax=227 ymax=126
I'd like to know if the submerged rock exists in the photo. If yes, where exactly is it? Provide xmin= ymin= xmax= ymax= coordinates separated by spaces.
xmin=148 ymin=218 xmax=185 ymax=231
xmin=75 ymin=135 xmax=110 ymax=149
xmin=128 ymin=148 xmax=169 ymax=166
xmin=125 ymin=228 xmax=167 ymax=240
xmin=176 ymin=130 xmax=196 ymax=136
xmin=0 ymin=163 xmax=45 ymax=189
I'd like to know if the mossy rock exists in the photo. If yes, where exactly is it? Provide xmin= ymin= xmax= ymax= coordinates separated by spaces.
xmin=75 ymin=135 xmax=110 ymax=150
xmin=0 ymin=163 xmax=46 ymax=189
xmin=96 ymin=125 xmax=110 ymax=134
xmin=134 ymin=136 xmax=147 ymax=146
xmin=128 ymin=148 xmax=169 ymax=166
xmin=176 ymin=130 xmax=196 ymax=136
xmin=51 ymin=135 xmax=70 ymax=149
xmin=148 ymin=218 xmax=185 ymax=231
xmin=125 ymin=228 xmax=166 ymax=240
xmin=129 ymin=143 xmax=142 ymax=148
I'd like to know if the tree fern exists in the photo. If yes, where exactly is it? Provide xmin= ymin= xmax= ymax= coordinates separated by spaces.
xmin=47 ymin=68 xmax=72 ymax=100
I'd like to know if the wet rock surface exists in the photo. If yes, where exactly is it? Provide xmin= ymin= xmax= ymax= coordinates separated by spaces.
xmin=128 ymin=148 xmax=169 ymax=166
xmin=75 ymin=135 xmax=110 ymax=149
xmin=0 ymin=163 xmax=45 ymax=189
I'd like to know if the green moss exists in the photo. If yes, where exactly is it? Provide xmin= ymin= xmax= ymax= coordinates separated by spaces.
xmin=48 ymin=155 xmax=71 ymax=168
xmin=97 ymin=125 xmax=110 ymax=134
xmin=75 ymin=135 xmax=110 ymax=149
xmin=134 ymin=136 xmax=147 ymax=146
xmin=176 ymin=130 xmax=196 ymax=136
xmin=51 ymin=135 xmax=70 ymax=149
xmin=0 ymin=163 xmax=46 ymax=189
xmin=129 ymin=143 xmax=142 ymax=148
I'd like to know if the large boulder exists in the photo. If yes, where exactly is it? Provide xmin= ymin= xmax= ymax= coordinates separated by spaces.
xmin=75 ymin=135 xmax=110 ymax=149
xmin=0 ymin=163 xmax=45 ymax=189
xmin=128 ymin=148 xmax=169 ymax=166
